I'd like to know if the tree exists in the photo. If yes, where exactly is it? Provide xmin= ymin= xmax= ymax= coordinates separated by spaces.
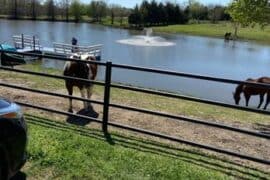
xmin=30 ymin=0 xmax=37 ymax=20
xmin=62 ymin=0 xmax=70 ymax=21
xmin=188 ymin=0 xmax=208 ymax=21
xmin=165 ymin=2 xmax=175 ymax=24
xmin=87 ymin=1 xmax=107 ymax=22
xmin=70 ymin=0 xmax=82 ymax=22
xmin=128 ymin=4 xmax=142 ymax=27
xmin=157 ymin=2 xmax=167 ymax=25
xmin=208 ymin=5 xmax=225 ymax=23
xmin=108 ymin=4 xmax=123 ymax=25
xmin=0 ymin=0 xmax=8 ymax=15
xmin=10 ymin=0 xmax=18 ymax=19
xmin=140 ymin=0 xmax=150 ymax=26
xmin=45 ymin=0 xmax=55 ymax=21
xmin=227 ymin=0 xmax=270 ymax=38
xmin=149 ymin=0 xmax=158 ymax=25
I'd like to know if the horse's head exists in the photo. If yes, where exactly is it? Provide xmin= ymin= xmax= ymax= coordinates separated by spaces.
xmin=70 ymin=53 xmax=81 ymax=60
xmin=80 ymin=54 xmax=97 ymax=80
xmin=232 ymin=91 xmax=240 ymax=105
xmin=81 ymin=54 xmax=96 ymax=61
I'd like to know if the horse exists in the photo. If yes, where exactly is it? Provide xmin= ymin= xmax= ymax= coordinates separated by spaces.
xmin=233 ymin=77 xmax=270 ymax=109
xmin=63 ymin=53 xmax=98 ymax=113
xmin=224 ymin=32 xmax=232 ymax=41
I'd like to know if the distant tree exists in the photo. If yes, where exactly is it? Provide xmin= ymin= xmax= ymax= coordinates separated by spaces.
xmin=62 ymin=0 xmax=70 ymax=21
xmin=109 ymin=4 xmax=116 ymax=24
xmin=208 ymin=5 xmax=223 ymax=23
xmin=30 ymin=0 xmax=37 ymax=20
xmin=165 ymin=2 xmax=175 ymax=24
xmin=118 ymin=7 xmax=130 ymax=26
xmin=10 ymin=0 xmax=18 ymax=19
xmin=87 ymin=1 xmax=107 ymax=22
xmin=128 ymin=4 xmax=142 ymax=27
xmin=149 ymin=0 xmax=158 ymax=25
xmin=70 ymin=0 xmax=82 ymax=22
xmin=109 ymin=4 xmax=123 ymax=25
xmin=188 ymin=0 xmax=208 ymax=21
xmin=45 ymin=0 xmax=55 ymax=21
xmin=0 ymin=0 xmax=8 ymax=15
xmin=140 ymin=0 xmax=150 ymax=26
xmin=157 ymin=2 xmax=168 ymax=25
xmin=175 ymin=4 xmax=188 ymax=24
xmin=227 ymin=0 xmax=270 ymax=38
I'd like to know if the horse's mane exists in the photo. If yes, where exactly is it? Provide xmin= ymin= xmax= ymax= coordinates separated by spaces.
xmin=235 ymin=83 xmax=244 ymax=95
xmin=235 ymin=78 xmax=253 ymax=95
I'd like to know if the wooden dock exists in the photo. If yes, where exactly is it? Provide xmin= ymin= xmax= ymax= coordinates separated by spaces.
xmin=13 ymin=34 xmax=102 ymax=60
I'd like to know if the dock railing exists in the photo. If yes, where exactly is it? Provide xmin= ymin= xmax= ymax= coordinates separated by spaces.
xmin=13 ymin=34 xmax=41 ymax=51
xmin=0 ymin=49 xmax=269 ymax=165
xmin=53 ymin=42 xmax=102 ymax=58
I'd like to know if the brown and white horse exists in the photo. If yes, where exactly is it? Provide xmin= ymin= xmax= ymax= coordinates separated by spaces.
xmin=233 ymin=77 xmax=270 ymax=109
xmin=63 ymin=54 xmax=98 ymax=113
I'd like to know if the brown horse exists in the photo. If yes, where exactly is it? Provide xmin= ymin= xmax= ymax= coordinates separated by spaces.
xmin=233 ymin=77 xmax=270 ymax=109
xmin=63 ymin=54 xmax=98 ymax=113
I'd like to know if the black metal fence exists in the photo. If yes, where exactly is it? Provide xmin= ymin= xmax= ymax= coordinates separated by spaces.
xmin=0 ymin=50 xmax=269 ymax=165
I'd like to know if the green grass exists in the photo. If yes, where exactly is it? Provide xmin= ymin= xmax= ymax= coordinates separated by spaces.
xmin=23 ymin=114 xmax=269 ymax=179
xmin=153 ymin=22 xmax=270 ymax=44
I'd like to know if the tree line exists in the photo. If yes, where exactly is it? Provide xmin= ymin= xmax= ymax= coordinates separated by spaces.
xmin=129 ymin=0 xmax=231 ymax=27
xmin=0 ymin=0 xmax=230 ymax=24
xmin=0 ymin=0 xmax=129 ymax=23
xmin=0 ymin=0 xmax=269 ymax=35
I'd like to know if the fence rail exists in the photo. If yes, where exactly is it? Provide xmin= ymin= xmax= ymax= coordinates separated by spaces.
xmin=0 ymin=50 xmax=269 ymax=165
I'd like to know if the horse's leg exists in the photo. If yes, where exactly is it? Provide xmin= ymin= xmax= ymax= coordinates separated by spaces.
xmin=257 ymin=93 xmax=264 ymax=109
xmin=244 ymin=93 xmax=250 ymax=107
xmin=66 ymin=84 xmax=73 ymax=113
xmin=263 ymin=92 xmax=270 ymax=110
xmin=80 ymin=87 xmax=87 ymax=109
xmin=86 ymin=85 xmax=94 ymax=110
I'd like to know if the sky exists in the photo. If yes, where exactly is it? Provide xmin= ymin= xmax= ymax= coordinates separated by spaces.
xmin=81 ymin=0 xmax=232 ymax=8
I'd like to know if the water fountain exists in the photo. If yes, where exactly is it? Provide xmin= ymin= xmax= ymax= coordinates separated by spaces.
xmin=117 ymin=28 xmax=175 ymax=47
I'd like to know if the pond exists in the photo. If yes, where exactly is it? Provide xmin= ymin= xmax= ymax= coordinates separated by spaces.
xmin=1 ymin=19 xmax=270 ymax=107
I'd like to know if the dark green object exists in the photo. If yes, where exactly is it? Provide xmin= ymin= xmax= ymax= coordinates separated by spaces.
xmin=0 ymin=44 xmax=40 ymax=67
xmin=0 ymin=52 xmax=27 ymax=66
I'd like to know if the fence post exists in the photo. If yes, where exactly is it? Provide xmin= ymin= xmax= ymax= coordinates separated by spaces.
xmin=33 ymin=36 xmax=36 ymax=51
xmin=21 ymin=34 xmax=24 ymax=49
xmin=103 ymin=61 xmax=112 ymax=133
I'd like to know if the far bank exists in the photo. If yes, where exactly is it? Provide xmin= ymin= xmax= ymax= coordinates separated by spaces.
xmin=1 ymin=15 xmax=269 ymax=45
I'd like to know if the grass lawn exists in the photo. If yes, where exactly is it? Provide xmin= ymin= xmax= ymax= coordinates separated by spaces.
xmin=153 ymin=22 xmax=270 ymax=44
xmin=22 ymin=114 xmax=269 ymax=179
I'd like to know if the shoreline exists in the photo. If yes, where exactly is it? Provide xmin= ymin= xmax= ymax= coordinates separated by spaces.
xmin=1 ymin=17 xmax=270 ymax=45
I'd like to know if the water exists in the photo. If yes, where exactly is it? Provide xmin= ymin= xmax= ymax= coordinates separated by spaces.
xmin=1 ymin=19 xmax=270 ymax=106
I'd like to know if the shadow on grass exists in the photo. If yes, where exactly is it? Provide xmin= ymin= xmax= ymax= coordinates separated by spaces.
xmin=66 ymin=106 xmax=99 ymax=126
xmin=25 ymin=114 xmax=270 ymax=180
xmin=10 ymin=171 xmax=27 ymax=180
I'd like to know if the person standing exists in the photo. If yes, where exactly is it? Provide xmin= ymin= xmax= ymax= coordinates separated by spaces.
xmin=71 ymin=37 xmax=78 ymax=53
